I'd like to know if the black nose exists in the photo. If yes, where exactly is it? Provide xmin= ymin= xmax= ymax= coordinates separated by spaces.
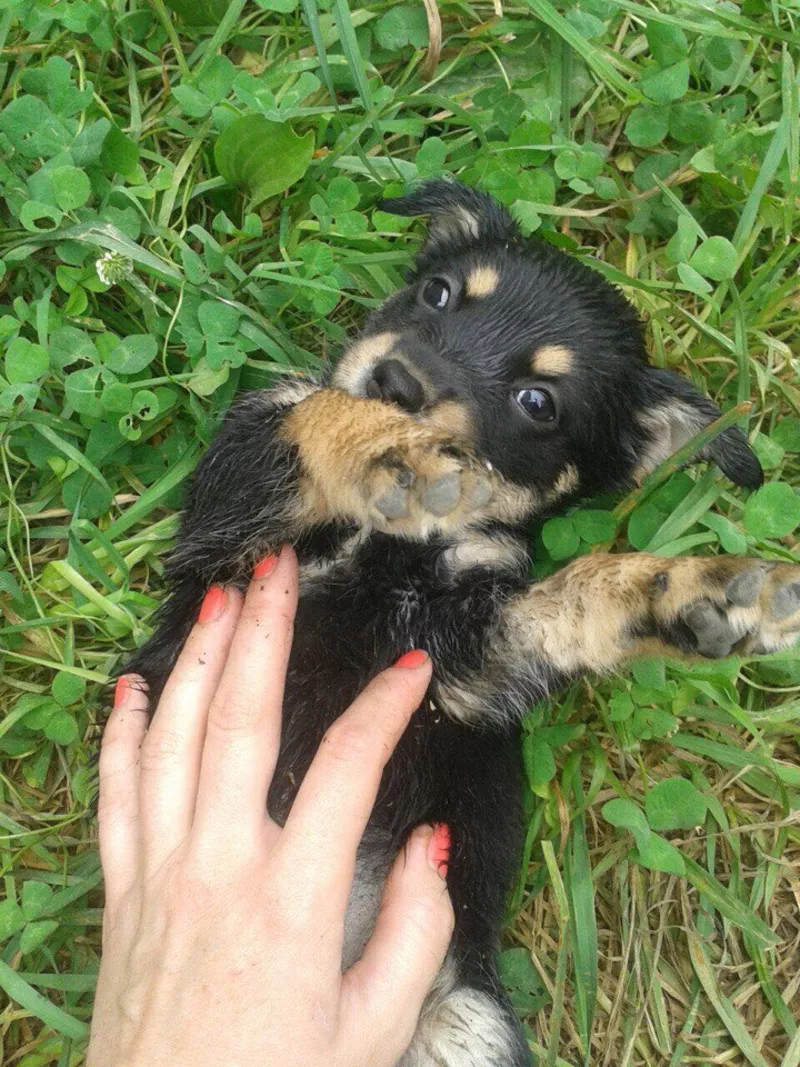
xmin=366 ymin=359 xmax=425 ymax=413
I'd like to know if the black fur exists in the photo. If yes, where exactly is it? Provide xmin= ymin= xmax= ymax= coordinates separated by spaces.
xmin=127 ymin=180 xmax=762 ymax=1066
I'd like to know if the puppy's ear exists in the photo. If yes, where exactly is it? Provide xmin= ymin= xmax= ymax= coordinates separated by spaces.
xmin=635 ymin=369 xmax=763 ymax=489
xmin=378 ymin=179 xmax=519 ymax=257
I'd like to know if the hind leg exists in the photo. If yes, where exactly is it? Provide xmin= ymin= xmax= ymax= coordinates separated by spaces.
xmin=400 ymin=955 xmax=530 ymax=1067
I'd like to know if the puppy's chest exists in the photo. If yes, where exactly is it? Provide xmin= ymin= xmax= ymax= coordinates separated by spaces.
xmin=295 ymin=529 xmax=523 ymax=667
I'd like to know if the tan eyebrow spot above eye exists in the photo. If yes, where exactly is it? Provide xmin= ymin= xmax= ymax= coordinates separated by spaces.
xmin=531 ymin=344 xmax=575 ymax=377
xmin=465 ymin=265 xmax=500 ymax=298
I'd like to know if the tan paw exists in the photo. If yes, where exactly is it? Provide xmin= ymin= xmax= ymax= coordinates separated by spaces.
xmin=657 ymin=561 xmax=800 ymax=657
xmin=365 ymin=441 xmax=494 ymax=535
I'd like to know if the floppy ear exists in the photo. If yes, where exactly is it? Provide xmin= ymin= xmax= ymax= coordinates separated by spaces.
xmin=635 ymin=369 xmax=763 ymax=489
xmin=378 ymin=179 xmax=519 ymax=258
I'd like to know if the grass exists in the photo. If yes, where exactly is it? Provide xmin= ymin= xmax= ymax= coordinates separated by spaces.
xmin=0 ymin=1 xmax=799 ymax=1064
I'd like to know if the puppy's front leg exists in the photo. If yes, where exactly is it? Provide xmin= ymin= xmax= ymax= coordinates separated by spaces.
xmin=282 ymin=388 xmax=495 ymax=537
xmin=503 ymin=554 xmax=800 ymax=676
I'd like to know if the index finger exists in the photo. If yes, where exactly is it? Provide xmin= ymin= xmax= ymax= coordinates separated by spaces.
xmin=276 ymin=651 xmax=432 ymax=914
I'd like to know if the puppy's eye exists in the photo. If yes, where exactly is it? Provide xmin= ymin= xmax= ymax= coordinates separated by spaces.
xmin=422 ymin=278 xmax=451 ymax=310
xmin=516 ymin=387 xmax=557 ymax=423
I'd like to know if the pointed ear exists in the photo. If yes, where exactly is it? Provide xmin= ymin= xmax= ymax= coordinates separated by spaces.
xmin=636 ymin=369 xmax=763 ymax=489
xmin=378 ymin=179 xmax=519 ymax=258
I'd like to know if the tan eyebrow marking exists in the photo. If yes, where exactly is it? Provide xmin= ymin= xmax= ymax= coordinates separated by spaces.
xmin=531 ymin=344 xmax=575 ymax=377
xmin=465 ymin=265 xmax=500 ymax=298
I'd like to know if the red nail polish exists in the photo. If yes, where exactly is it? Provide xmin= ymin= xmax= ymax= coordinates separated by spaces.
xmin=253 ymin=554 xmax=278 ymax=580
xmin=113 ymin=676 xmax=129 ymax=708
xmin=395 ymin=649 xmax=429 ymax=669
xmin=198 ymin=585 xmax=226 ymax=624
xmin=428 ymin=823 xmax=451 ymax=880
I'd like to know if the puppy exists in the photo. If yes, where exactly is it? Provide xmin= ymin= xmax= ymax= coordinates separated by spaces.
xmin=128 ymin=180 xmax=800 ymax=1067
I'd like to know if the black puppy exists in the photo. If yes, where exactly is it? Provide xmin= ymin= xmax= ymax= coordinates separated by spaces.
xmin=129 ymin=181 xmax=800 ymax=1066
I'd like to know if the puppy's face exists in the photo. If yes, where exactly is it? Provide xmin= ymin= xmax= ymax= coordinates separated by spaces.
xmin=332 ymin=182 xmax=761 ymax=517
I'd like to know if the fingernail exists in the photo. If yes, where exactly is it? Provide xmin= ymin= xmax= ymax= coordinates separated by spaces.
xmin=198 ymin=585 xmax=227 ymax=624
xmin=395 ymin=649 xmax=429 ymax=669
xmin=253 ymin=553 xmax=278 ymax=581
xmin=113 ymin=676 xmax=129 ymax=708
xmin=427 ymin=823 xmax=451 ymax=880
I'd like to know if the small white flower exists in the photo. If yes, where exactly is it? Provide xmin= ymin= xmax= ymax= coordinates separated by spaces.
xmin=96 ymin=251 xmax=133 ymax=286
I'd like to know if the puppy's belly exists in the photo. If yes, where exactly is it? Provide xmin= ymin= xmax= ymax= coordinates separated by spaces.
xmin=342 ymin=828 xmax=394 ymax=970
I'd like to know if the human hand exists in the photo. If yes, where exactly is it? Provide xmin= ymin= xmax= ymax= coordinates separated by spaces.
xmin=88 ymin=547 xmax=454 ymax=1067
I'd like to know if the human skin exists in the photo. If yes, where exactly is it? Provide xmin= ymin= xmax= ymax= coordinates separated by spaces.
xmin=88 ymin=546 xmax=454 ymax=1067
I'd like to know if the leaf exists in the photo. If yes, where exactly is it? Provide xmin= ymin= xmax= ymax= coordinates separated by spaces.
xmin=20 ymin=920 xmax=59 ymax=956
xmin=50 ymin=165 xmax=91 ymax=210
xmin=198 ymin=300 xmax=241 ymax=340
xmin=21 ymin=882 xmax=52 ymax=922
xmin=499 ymin=947 xmax=551 ymax=1015
xmin=751 ymin=432 xmax=785 ymax=471
xmin=572 ymin=509 xmax=616 ymax=544
xmin=689 ymin=236 xmax=738 ymax=281
xmin=608 ymin=691 xmax=634 ymax=722
xmin=44 ymin=710 xmax=80 ymax=745
xmin=49 ymin=325 xmax=99 ymax=370
xmin=541 ymin=516 xmax=580 ymax=559
xmin=624 ymin=105 xmax=670 ymax=148
xmin=214 ymin=114 xmax=314 ymax=208
xmin=677 ymin=261 xmax=713 ymax=295
xmin=100 ymin=123 xmax=140 ymax=175
xmin=104 ymin=334 xmax=158 ymax=374
xmin=522 ymin=734 xmax=556 ymax=791
xmin=699 ymin=512 xmax=747 ymax=554
xmin=162 ymin=0 xmax=230 ymax=24
xmin=630 ymin=658 xmax=666 ymax=689
xmin=627 ymin=501 xmax=666 ymax=549
xmin=743 ymin=482 xmax=800 ymax=539
xmin=0 ymin=96 xmax=74 ymax=158
xmin=0 ymin=900 xmax=25 ymax=940
xmin=64 ymin=366 xmax=103 ymax=416
xmin=4 ymin=338 xmax=49 ymax=383
xmin=645 ymin=777 xmax=707 ymax=831
xmin=632 ymin=833 xmax=686 ymax=876
xmin=771 ymin=417 xmax=800 ymax=452
xmin=665 ymin=214 xmax=700 ymax=264
xmin=374 ymin=4 xmax=429 ymax=50
xmin=52 ymin=671 xmax=87 ymax=708
xmin=641 ymin=60 xmax=690 ymax=103
xmin=326 ymin=175 xmax=360 ymax=213
xmin=646 ymin=23 xmax=689 ymax=67
xmin=602 ymin=798 xmax=650 ymax=851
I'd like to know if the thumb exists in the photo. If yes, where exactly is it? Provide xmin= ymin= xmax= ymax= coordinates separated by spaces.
xmin=341 ymin=825 xmax=455 ymax=1057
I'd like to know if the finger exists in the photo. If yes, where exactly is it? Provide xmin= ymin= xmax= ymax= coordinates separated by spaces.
xmin=191 ymin=547 xmax=298 ymax=854
xmin=139 ymin=585 xmax=242 ymax=872
xmin=98 ymin=675 xmax=150 ymax=903
xmin=341 ymin=824 xmax=454 ymax=1056
xmin=277 ymin=651 xmax=432 ymax=915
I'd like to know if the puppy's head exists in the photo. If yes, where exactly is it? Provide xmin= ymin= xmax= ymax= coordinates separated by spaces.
xmin=331 ymin=180 xmax=762 ymax=520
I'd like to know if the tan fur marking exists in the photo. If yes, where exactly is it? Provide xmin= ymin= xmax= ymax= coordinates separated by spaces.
xmin=483 ymin=481 xmax=539 ymax=525
xmin=531 ymin=344 xmax=575 ymax=377
xmin=425 ymin=400 xmax=474 ymax=443
xmin=547 ymin=463 xmax=579 ymax=501
xmin=330 ymin=332 xmax=399 ymax=394
xmin=465 ymin=265 xmax=499 ymax=298
xmin=440 ymin=531 xmax=527 ymax=578
xmin=268 ymin=379 xmax=319 ymax=407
